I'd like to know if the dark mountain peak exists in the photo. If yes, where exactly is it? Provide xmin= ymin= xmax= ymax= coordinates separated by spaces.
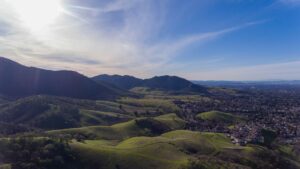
xmin=0 ymin=57 xmax=123 ymax=99
xmin=0 ymin=56 xmax=15 ymax=62
xmin=94 ymin=74 xmax=208 ymax=94
xmin=94 ymin=74 xmax=142 ymax=81
xmin=144 ymin=75 xmax=196 ymax=91
xmin=93 ymin=74 xmax=143 ymax=90
xmin=0 ymin=57 xmax=22 ymax=66
xmin=149 ymin=75 xmax=191 ymax=83
xmin=152 ymin=75 xmax=181 ymax=78
xmin=0 ymin=56 xmax=11 ymax=61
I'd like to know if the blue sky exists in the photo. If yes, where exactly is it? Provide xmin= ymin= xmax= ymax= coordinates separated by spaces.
xmin=0 ymin=0 xmax=299 ymax=80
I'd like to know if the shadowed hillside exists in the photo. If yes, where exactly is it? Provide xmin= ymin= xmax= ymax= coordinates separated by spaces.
xmin=93 ymin=74 xmax=208 ymax=94
xmin=0 ymin=95 xmax=133 ymax=130
xmin=93 ymin=74 xmax=143 ymax=90
xmin=0 ymin=57 xmax=125 ymax=100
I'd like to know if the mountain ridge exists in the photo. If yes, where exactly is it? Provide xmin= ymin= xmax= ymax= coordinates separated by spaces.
xmin=92 ymin=74 xmax=208 ymax=94
xmin=93 ymin=74 xmax=143 ymax=90
xmin=0 ymin=57 xmax=124 ymax=100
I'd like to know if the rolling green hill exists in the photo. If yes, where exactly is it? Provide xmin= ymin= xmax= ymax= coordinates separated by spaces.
xmin=118 ymin=97 xmax=181 ymax=114
xmin=0 ymin=95 xmax=183 ymax=131
xmin=79 ymin=109 xmax=132 ymax=126
xmin=197 ymin=111 xmax=245 ymax=124
xmin=69 ymin=130 xmax=237 ymax=169
xmin=69 ymin=130 xmax=297 ymax=169
xmin=0 ymin=96 xmax=134 ymax=130
xmin=48 ymin=114 xmax=186 ymax=140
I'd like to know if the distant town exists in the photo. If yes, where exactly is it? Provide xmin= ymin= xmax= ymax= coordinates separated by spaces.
xmin=175 ymin=86 xmax=300 ymax=146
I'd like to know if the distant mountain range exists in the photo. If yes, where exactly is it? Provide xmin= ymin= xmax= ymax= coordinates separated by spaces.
xmin=93 ymin=74 xmax=143 ymax=90
xmin=93 ymin=74 xmax=208 ymax=94
xmin=0 ymin=57 xmax=125 ymax=100
xmin=0 ymin=57 xmax=209 ymax=99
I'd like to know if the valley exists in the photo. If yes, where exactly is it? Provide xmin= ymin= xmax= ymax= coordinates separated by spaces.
xmin=0 ymin=58 xmax=300 ymax=169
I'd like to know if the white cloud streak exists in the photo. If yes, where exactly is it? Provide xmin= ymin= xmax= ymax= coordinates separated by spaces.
xmin=0 ymin=0 xmax=266 ymax=78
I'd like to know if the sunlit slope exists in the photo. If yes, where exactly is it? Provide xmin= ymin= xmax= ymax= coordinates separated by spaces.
xmin=79 ymin=109 xmax=132 ymax=126
xmin=0 ymin=95 xmax=183 ymax=130
xmin=118 ymin=97 xmax=181 ymax=114
xmin=70 ymin=130 xmax=271 ymax=169
xmin=48 ymin=113 xmax=186 ymax=140
xmin=197 ymin=111 xmax=245 ymax=123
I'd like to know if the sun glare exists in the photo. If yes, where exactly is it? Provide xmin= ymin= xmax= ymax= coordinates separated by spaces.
xmin=8 ymin=0 xmax=63 ymax=31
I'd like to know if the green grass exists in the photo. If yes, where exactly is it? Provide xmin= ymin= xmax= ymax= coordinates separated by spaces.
xmin=49 ymin=120 xmax=148 ymax=140
xmin=146 ymin=95 xmax=212 ymax=103
xmin=197 ymin=111 xmax=245 ymax=123
xmin=84 ymin=139 xmax=120 ymax=146
xmin=96 ymin=97 xmax=182 ymax=117
xmin=72 ymin=141 xmax=184 ymax=169
xmin=79 ymin=109 xmax=133 ymax=126
xmin=130 ymin=87 xmax=168 ymax=95
xmin=70 ymin=130 xmax=255 ymax=169
xmin=154 ymin=113 xmax=186 ymax=130
xmin=48 ymin=113 xmax=186 ymax=140
xmin=118 ymin=97 xmax=180 ymax=114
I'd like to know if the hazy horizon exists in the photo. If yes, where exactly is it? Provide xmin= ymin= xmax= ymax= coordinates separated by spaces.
xmin=0 ymin=0 xmax=299 ymax=80
xmin=3 ymin=56 xmax=300 ymax=82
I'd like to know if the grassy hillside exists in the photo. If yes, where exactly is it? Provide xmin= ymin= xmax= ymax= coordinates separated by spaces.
xmin=197 ymin=111 xmax=244 ymax=123
xmin=48 ymin=114 xmax=186 ymax=140
xmin=69 ymin=130 xmax=234 ymax=169
xmin=154 ymin=113 xmax=186 ymax=130
xmin=0 ymin=96 xmax=135 ymax=130
xmin=69 ymin=130 xmax=293 ymax=169
xmin=79 ymin=109 xmax=132 ymax=126
xmin=2 ymin=107 xmax=299 ymax=169
xmin=92 ymin=74 xmax=143 ymax=90
xmin=0 ymin=95 xmax=183 ymax=131
xmin=49 ymin=114 xmax=298 ymax=169
xmin=1 ymin=129 xmax=299 ymax=169
xmin=0 ymin=92 xmax=298 ymax=169
xmin=118 ymin=97 xmax=180 ymax=114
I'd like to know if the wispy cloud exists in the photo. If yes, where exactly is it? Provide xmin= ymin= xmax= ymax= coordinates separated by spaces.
xmin=0 ymin=0 xmax=268 ymax=78
xmin=143 ymin=20 xmax=266 ymax=65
